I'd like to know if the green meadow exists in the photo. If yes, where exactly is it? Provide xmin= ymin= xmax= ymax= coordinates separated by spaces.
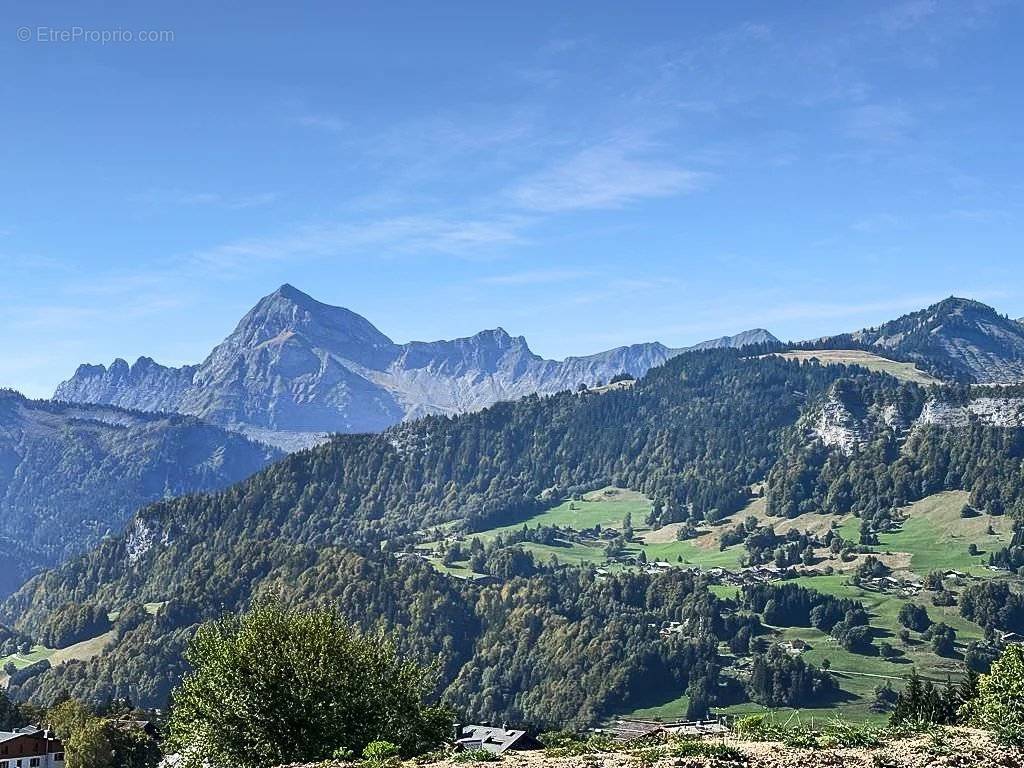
xmin=423 ymin=485 xmax=1015 ymax=723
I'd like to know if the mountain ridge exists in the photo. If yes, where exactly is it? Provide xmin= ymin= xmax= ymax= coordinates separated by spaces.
xmin=0 ymin=388 xmax=281 ymax=596
xmin=54 ymin=285 xmax=778 ymax=449
xmin=824 ymin=296 xmax=1024 ymax=384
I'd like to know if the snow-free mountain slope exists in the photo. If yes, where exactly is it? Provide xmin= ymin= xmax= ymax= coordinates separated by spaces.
xmin=54 ymin=285 xmax=779 ymax=448
xmin=823 ymin=297 xmax=1024 ymax=383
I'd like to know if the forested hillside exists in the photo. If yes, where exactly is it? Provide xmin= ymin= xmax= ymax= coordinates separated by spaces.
xmin=5 ymin=348 xmax=1024 ymax=726
xmin=6 ymin=347 xmax=839 ymax=616
xmin=0 ymin=390 xmax=280 ymax=596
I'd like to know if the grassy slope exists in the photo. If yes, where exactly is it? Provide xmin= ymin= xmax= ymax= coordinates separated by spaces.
xmin=427 ymin=487 xmax=746 ymax=575
xmin=667 ymin=492 xmax=1013 ymax=721
xmin=444 ymin=486 xmax=1018 ymax=723
xmin=774 ymin=350 xmax=942 ymax=386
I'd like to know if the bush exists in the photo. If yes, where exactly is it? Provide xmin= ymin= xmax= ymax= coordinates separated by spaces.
xmin=971 ymin=644 xmax=1024 ymax=745
xmin=164 ymin=604 xmax=451 ymax=768
xmin=668 ymin=739 xmax=743 ymax=761
xmin=541 ymin=732 xmax=617 ymax=757
xmin=790 ymin=721 xmax=877 ymax=749
xmin=363 ymin=741 xmax=402 ymax=763
xmin=923 ymin=622 xmax=956 ymax=657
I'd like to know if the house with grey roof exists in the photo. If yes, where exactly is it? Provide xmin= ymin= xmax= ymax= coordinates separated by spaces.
xmin=455 ymin=725 xmax=542 ymax=755
xmin=0 ymin=726 xmax=65 ymax=768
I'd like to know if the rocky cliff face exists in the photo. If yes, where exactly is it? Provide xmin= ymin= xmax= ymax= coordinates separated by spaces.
xmin=809 ymin=379 xmax=1024 ymax=454
xmin=0 ymin=390 xmax=280 ymax=596
xmin=54 ymin=285 xmax=778 ymax=449
xmin=916 ymin=395 xmax=1024 ymax=428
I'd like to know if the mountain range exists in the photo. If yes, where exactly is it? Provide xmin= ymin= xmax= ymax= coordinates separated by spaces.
xmin=54 ymin=284 xmax=778 ymax=449
xmin=0 ymin=390 xmax=280 ymax=595
xmin=3 ymin=289 xmax=1024 ymax=728
xmin=52 ymin=290 xmax=1024 ymax=454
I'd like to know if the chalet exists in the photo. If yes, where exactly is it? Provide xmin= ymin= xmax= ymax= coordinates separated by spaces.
xmin=455 ymin=725 xmax=542 ymax=755
xmin=0 ymin=726 xmax=64 ymax=768
xmin=778 ymin=639 xmax=809 ymax=656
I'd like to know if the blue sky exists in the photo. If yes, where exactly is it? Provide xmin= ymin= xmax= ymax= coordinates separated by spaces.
xmin=2 ymin=1 xmax=1022 ymax=397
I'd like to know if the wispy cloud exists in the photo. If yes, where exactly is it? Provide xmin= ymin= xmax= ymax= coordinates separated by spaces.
xmin=509 ymin=141 xmax=706 ymax=212
xmin=188 ymin=214 xmax=530 ymax=272
xmin=294 ymin=113 xmax=348 ymax=132
xmin=5 ymin=293 xmax=188 ymax=332
xmin=478 ymin=269 xmax=591 ymax=286
xmin=876 ymin=0 xmax=939 ymax=33
xmin=946 ymin=208 xmax=1010 ymax=223
xmin=565 ymin=277 xmax=681 ymax=306
xmin=132 ymin=189 xmax=279 ymax=210
xmin=851 ymin=213 xmax=903 ymax=233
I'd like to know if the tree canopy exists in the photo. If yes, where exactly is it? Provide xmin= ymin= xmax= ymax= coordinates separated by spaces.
xmin=164 ymin=604 xmax=451 ymax=768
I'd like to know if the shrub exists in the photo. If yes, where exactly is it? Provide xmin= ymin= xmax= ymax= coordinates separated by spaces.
xmin=542 ymin=732 xmax=616 ymax=757
xmin=538 ymin=731 xmax=580 ymax=749
xmin=363 ymin=741 xmax=401 ymax=762
xmin=923 ymin=622 xmax=956 ymax=657
xmin=668 ymin=739 xmax=743 ymax=761
xmin=452 ymin=748 xmax=499 ymax=763
xmin=732 ymin=714 xmax=776 ymax=741
xmin=775 ymin=717 xmax=883 ymax=749
xmin=971 ymin=644 xmax=1024 ymax=745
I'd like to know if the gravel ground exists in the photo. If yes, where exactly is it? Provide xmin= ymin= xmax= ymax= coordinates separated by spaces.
xmin=277 ymin=729 xmax=1022 ymax=768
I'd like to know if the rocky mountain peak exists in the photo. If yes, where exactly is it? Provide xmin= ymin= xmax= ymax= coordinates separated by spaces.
xmin=228 ymin=284 xmax=395 ymax=362
xmin=690 ymin=328 xmax=777 ymax=351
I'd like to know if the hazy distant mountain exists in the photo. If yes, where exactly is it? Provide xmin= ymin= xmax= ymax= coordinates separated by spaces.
xmin=820 ymin=297 xmax=1024 ymax=384
xmin=55 ymin=284 xmax=778 ymax=449
xmin=0 ymin=390 xmax=280 ymax=596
